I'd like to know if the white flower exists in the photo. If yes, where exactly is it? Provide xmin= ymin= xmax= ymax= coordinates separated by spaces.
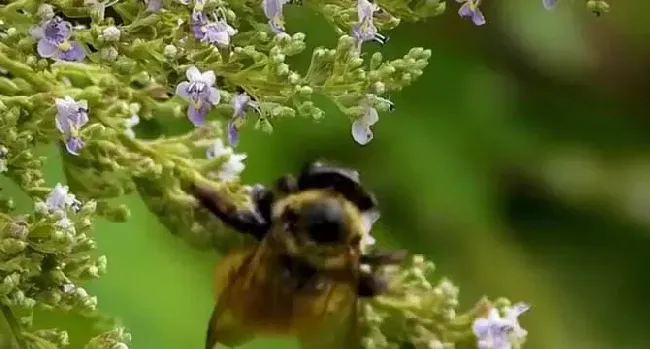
xmin=206 ymin=139 xmax=233 ymax=159
xmin=218 ymin=153 xmax=247 ymax=182
xmin=124 ymin=114 xmax=140 ymax=139
xmin=206 ymin=139 xmax=247 ymax=182
xmin=472 ymin=303 xmax=530 ymax=349
xmin=101 ymin=25 xmax=120 ymax=41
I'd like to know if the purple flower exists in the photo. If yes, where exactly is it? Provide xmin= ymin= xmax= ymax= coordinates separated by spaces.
xmin=191 ymin=10 xmax=237 ymax=47
xmin=55 ymin=96 xmax=89 ymax=156
xmin=144 ymin=0 xmax=162 ymax=12
xmin=543 ymin=0 xmax=557 ymax=10
xmin=456 ymin=0 xmax=486 ymax=26
xmin=262 ymin=0 xmax=288 ymax=33
xmin=175 ymin=66 xmax=221 ymax=126
xmin=227 ymin=92 xmax=260 ymax=146
xmin=472 ymin=303 xmax=529 ymax=349
xmin=30 ymin=17 xmax=86 ymax=61
xmin=351 ymin=0 xmax=388 ymax=49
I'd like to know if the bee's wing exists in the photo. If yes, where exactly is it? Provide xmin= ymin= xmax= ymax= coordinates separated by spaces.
xmin=297 ymin=275 xmax=362 ymax=349
xmin=206 ymin=247 xmax=257 ymax=349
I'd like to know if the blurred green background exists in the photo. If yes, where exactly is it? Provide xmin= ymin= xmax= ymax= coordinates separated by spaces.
xmin=5 ymin=0 xmax=650 ymax=348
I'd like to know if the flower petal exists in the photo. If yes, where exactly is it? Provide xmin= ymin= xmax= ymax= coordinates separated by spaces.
xmin=227 ymin=119 xmax=239 ymax=146
xmin=362 ymin=106 xmax=379 ymax=125
xmin=471 ymin=8 xmax=486 ymax=26
xmin=201 ymin=70 xmax=216 ymax=86
xmin=37 ymin=39 xmax=58 ymax=58
xmin=472 ymin=318 xmax=490 ymax=338
xmin=186 ymin=65 xmax=202 ymax=82
xmin=175 ymin=81 xmax=191 ymax=99
xmin=187 ymin=105 xmax=208 ymax=126
xmin=458 ymin=3 xmax=472 ymax=17
xmin=352 ymin=120 xmax=373 ymax=145
xmin=64 ymin=137 xmax=85 ymax=156
xmin=207 ymin=87 xmax=221 ymax=105
xmin=58 ymin=41 xmax=86 ymax=61
xmin=543 ymin=0 xmax=557 ymax=10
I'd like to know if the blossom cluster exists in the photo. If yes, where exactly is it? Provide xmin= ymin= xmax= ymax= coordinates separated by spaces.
xmin=0 ymin=0 xmax=608 ymax=348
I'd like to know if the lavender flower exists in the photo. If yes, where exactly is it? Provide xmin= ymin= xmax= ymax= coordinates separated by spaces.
xmin=262 ymin=0 xmax=288 ymax=33
xmin=227 ymin=91 xmax=260 ymax=146
xmin=472 ymin=303 xmax=530 ymax=349
xmin=45 ymin=183 xmax=81 ymax=213
xmin=543 ymin=0 xmax=557 ymax=10
xmin=55 ymin=96 xmax=89 ymax=156
xmin=190 ymin=10 xmax=237 ymax=47
xmin=351 ymin=0 xmax=388 ymax=49
xmin=206 ymin=139 xmax=247 ymax=182
xmin=144 ymin=0 xmax=162 ymax=12
xmin=175 ymin=66 xmax=221 ymax=126
xmin=352 ymin=97 xmax=393 ymax=145
xmin=456 ymin=0 xmax=486 ymax=26
xmin=30 ymin=17 xmax=86 ymax=61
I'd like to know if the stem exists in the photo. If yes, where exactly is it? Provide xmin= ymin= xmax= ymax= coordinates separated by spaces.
xmin=0 ymin=44 xmax=53 ymax=92
xmin=0 ymin=304 xmax=28 ymax=349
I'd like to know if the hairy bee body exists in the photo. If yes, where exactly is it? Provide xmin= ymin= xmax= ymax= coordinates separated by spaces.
xmin=192 ymin=162 xmax=405 ymax=349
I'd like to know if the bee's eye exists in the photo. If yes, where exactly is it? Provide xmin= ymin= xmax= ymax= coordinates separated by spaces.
xmin=300 ymin=199 xmax=346 ymax=244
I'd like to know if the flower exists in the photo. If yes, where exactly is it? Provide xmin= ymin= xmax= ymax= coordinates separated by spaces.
xmin=101 ymin=26 xmax=121 ymax=42
xmin=124 ymin=115 xmax=140 ymax=139
xmin=175 ymin=66 xmax=221 ymax=126
xmin=227 ymin=91 xmax=260 ymax=146
xmin=206 ymin=139 xmax=247 ymax=182
xmin=543 ymin=0 xmax=557 ymax=10
xmin=0 ymin=145 xmax=7 ymax=173
xmin=262 ymin=0 xmax=289 ymax=33
xmin=456 ymin=0 xmax=486 ymax=26
xmin=351 ymin=0 xmax=388 ymax=49
xmin=206 ymin=138 xmax=232 ymax=160
xmin=144 ymin=0 xmax=162 ymax=12
xmin=45 ymin=183 xmax=81 ymax=213
xmin=55 ymin=96 xmax=89 ymax=156
xmin=352 ymin=97 xmax=393 ymax=145
xmin=30 ymin=17 xmax=86 ymax=61
xmin=472 ymin=303 xmax=530 ymax=349
xmin=190 ymin=10 xmax=237 ymax=47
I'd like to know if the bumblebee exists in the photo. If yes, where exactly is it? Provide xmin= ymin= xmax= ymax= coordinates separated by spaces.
xmin=191 ymin=161 xmax=406 ymax=349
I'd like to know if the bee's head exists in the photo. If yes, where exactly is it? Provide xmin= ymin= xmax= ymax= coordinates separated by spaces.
xmin=273 ymin=190 xmax=366 ymax=269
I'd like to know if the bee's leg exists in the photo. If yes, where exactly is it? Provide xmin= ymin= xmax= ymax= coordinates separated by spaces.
xmin=191 ymin=182 xmax=270 ymax=240
xmin=357 ymin=270 xmax=387 ymax=298
xmin=357 ymin=249 xmax=407 ymax=297
xmin=360 ymin=249 xmax=408 ymax=266
xmin=275 ymin=174 xmax=299 ymax=194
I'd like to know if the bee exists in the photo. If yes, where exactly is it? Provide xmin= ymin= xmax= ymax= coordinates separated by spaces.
xmin=191 ymin=161 xmax=406 ymax=349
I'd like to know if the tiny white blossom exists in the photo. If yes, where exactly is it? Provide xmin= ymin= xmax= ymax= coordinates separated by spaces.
xmin=206 ymin=139 xmax=247 ymax=182
xmin=218 ymin=153 xmax=247 ymax=182
xmin=472 ymin=303 xmax=530 ymax=349
xmin=124 ymin=114 xmax=140 ymax=139
xmin=0 ymin=145 xmax=7 ymax=173
xmin=101 ymin=26 xmax=121 ymax=41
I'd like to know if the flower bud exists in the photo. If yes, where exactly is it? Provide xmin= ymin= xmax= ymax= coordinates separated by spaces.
xmin=101 ymin=26 xmax=121 ymax=42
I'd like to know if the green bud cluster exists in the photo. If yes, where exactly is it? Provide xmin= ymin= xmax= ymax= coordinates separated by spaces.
xmin=0 ymin=0 xmax=604 ymax=347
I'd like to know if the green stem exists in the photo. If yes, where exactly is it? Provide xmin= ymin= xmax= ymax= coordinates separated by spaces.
xmin=0 ymin=304 xmax=28 ymax=349
xmin=0 ymin=44 xmax=53 ymax=92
